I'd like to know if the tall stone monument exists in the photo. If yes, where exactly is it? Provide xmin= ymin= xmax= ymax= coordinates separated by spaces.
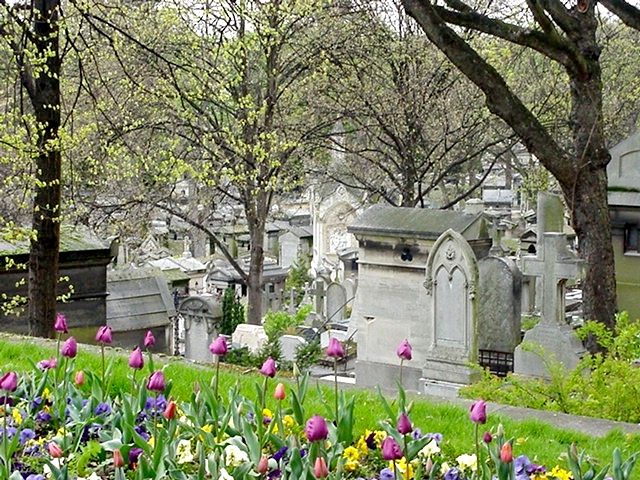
xmin=514 ymin=233 xmax=584 ymax=378
xmin=422 ymin=229 xmax=480 ymax=394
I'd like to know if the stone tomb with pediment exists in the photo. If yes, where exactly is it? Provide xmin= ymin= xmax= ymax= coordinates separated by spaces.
xmin=348 ymin=205 xmax=491 ymax=392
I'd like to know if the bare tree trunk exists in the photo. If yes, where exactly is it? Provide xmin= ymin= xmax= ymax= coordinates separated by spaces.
xmin=246 ymin=212 xmax=265 ymax=325
xmin=27 ymin=0 xmax=62 ymax=338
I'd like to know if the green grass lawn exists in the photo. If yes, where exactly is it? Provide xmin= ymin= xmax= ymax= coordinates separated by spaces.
xmin=1 ymin=337 xmax=639 ymax=476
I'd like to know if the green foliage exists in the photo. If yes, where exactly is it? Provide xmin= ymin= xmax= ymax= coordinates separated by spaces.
xmin=263 ymin=304 xmax=312 ymax=340
xmin=284 ymin=255 xmax=311 ymax=308
xmin=294 ymin=339 xmax=322 ymax=372
xmin=463 ymin=312 xmax=640 ymax=423
xmin=220 ymin=287 xmax=245 ymax=336
xmin=521 ymin=315 xmax=540 ymax=331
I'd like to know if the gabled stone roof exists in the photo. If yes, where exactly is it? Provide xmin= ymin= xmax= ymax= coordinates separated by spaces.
xmin=348 ymin=205 xmax=486 ymax=240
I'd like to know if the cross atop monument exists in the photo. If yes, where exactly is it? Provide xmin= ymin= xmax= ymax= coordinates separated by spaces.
xmin=522 ymin=232 xmax=583 ymax=326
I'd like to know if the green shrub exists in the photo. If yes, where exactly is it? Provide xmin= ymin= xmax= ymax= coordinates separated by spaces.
xmin=220 ymin=287 xmax=244 ymax=335
xmin=262 ymin=304 xmax=312 ymax=340
xmin=462 ymin=312 xmax=640 ymax=422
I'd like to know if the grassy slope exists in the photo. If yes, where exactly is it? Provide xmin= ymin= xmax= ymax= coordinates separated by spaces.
xmin=1 ymin=339 xmax=639 ymax=475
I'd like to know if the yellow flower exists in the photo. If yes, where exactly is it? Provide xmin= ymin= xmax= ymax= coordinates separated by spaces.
xmin=344 ymin=459 xmax=360 ymax=472
xmin=550 ymin=466 xmax=572 ymax=480
xmin=148 ymin=436 xmax=155 ymax=448
xmin=262 ymin=408 xmax=273 ymax=419
xmin=12 ymin=409 xmax=22 ymax=425
xmin=356 ymin=436 xmax=369 ymax=457
xmin=283 ymin=415 xmax=295 ymax=429
xmin=201 ymin=424 xmax=213 ymax=434
xmin=389 ymin=457 xmax=414 ymax=479
xmin=515 ymin=437 xmax=527 ymax=446
xmin=532 ymin=474 xmax=549 ymax=480
xmin=343 ymin=446 xmax=360 ymax=462
xmin=42 ymin=388 xmax=52 ymax=402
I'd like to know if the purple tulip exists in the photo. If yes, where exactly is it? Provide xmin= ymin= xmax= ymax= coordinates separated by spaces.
xmin=129 ymin=447 xmax=143 ymax=465
xmin=469 ymin=399 xmax=487 ymax=424
xmin=0 ymin=372 xmax=18 ymax=392
xmin=260 ymin=357 xmax=277 ymax=378
xmin=396 ymin=339 xmax=412 ymax=361
xmin=128 ymin=347 xmax=144 ymax=370
xmin=95 ymin=325 xmax=113 ymax=344
xmin=54 ymin=313 xmax=68 ymax=334
xmin=37 ymin=358 xmax=58 ymax=370
xmin=144 ymin=330 xmax=155 ymax=348
xmin=147 ymin=371 xmax=165 ymax=392
xmin=325 ymin=337 xmax=345 ymax=359
xmin=209 ymin=336 xmax=228 ymax=356
xmin=483 ymin=431 xmax=493 ymax=443
xmin=305 ymin=415 xmax=329 ymax=442
xmin=397 ymin=412 xmax=412 ymax=435
xmin=61 ymin=337 xmax=77 ymax=358
xmin=381 ymin=437 xmax=403 ymax=461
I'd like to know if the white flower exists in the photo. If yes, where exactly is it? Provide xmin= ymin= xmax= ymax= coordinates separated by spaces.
xmin=177 ymin=439 xmax=194 ymax=464
xmin=224 ymin=444 xmax=249 ymax=467
xmin=456 ymin=453 xmax=478 ymax=472
xmin=218 ymin=467 xmax=234 ymax=480
xmin=440 ymin=462 xmax=451 ymax=476
xmin=419 ymin=439 xmax=441 ymax=457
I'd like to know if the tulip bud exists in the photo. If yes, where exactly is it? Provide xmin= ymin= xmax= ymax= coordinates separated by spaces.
xmin=209 ymin=336 xmax=228 ymax=356
xmin=496 ymin=424 xmax=505 ymax=437
xmin=292 ymin=362 xmax=301 ymax=378
xmin=74 ymin=370 xmax=85 ymax=386
xmin=144 ymin=330 xmax=156 ymax=348
xmin=397 ymin=412 xmax=412 ymax=435
xmin=500 ymin=442 xmax=513 ymax=463
xmin=313 ymin=457 xmax=329 ymax=478
xmin=48 ymin=442 xmax=63 ymax=458
xmin=305 ymin=415 xmax=329 ymax=442
xmin=95 ymin=325 xmax=113 ymax=344
xmin=274 ymin=383 xmax=286 ymax=401
xmin=0 ymin=372 xmax=18 ymax=392
xmin=260 ymin=357 xmax=277 ymax=378
xmin=61 ymin=337 xmax=77 ymax=359
xmin=257 ymin=456 xmax=269 ymax=474
xmin=113 ymin=449 xmax=125 ymax=468
xmin=54 ymin=313 xmax=68 ymax=334
xmin=396 ymin=339 xmax=412 ymax=361
xmin=381 ymin=437 xmax=403 ymax=461
xmin=128 ymin=347 xmax=144 ymax=370
xmin=483 ymin=432 xmax=493 ymax=443
xmin=163 ymin=400 xmax=177 ymax=420
xmin=425 ymin=457 xmax=434 ymax=474
xmin=147 ymin=371 xmax=166 ymax=392
xmin=469 ymin=400 xmax=487 ymax=424
xmin=326 ymin=337 xmax=345 ymax=359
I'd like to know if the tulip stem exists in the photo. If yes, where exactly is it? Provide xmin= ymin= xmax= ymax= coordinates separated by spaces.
xmin=399 ymin=359 xmax=404 ymax=388
xmin=261 ymin=376 xmax=268 ymax=411
xmin=333 ymin=359 xmax=339 ymax=426
xmin=214 ymin=356 xmax=220 ymax=400
xmin=101 ymin=345 xmax=105 ymax=401
xmin=393 ymin=460 xmax=398 ymax=480
xmin=3 ymin=393 xmax=8 ymax=473
xmin=403 ymin=435 xmax=409 ymax=473
xmin=474 ymin=423 xmax=480 ymax=478
xmin=62 ymin=357 xmax=68 ymax=454
xmin=153 ymin=393 xmax=158 ymax=454
xmin=132 ymin=370 xmax=137 ymax=396
xmin=55 ymin=332 xmax=62 ymax=387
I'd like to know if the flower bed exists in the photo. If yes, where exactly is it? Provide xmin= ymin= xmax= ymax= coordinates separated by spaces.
xmin=0 ymin=316 xmax=637 ymax=479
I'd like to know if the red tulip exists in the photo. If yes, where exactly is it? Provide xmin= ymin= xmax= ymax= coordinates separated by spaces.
xmin=48 ymin=442 xmax=63 ymax=458
xmin=163 ymin=400 xmax=177 ymax=420
xmin=313 ymin=457 xmax=329 ymax=478
xmin=274 ymin=383 xmax=286 ymax=401
xmin=500 ymin=442 xmax=513 ymax=463
xmin=113 ymin=448 xmax=125 ymax=468
xmin=257 ymin=456 xmax=269 ymax=474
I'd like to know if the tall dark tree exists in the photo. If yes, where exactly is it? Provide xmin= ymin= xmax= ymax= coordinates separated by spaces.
xmin=400 ymin=0 xmax=640 ymax=339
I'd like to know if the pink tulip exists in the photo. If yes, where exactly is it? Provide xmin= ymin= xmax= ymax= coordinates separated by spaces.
xmin=274 ymin=383 xmax=286 ymax=401
xmin=144 ymin=330 xmax=156 ymax=348
xmin=313 ymin=457 xmax=329 ymax=478
xmin=260 ymin=357 xmax=277 ymax=378
xmin=257 ymin=456 xmax=269 ymax=474
xmin=48 ymin=442 xmax=63 ymax=458
xmin=305 ymin=415 xmax=329 ymax=442
xmin=163 ymin=400 xmax=177 ymax=420
xmin=381 ymin=436 xmax=403 ymax=461
xmin=37 ymin=358 xmax=58 ymax=370
xmin=61 ymin=337 xmax=77 ymax=358
xmin=209 ymin=336 xmax=228 ymax=356
xmin=113 ymin=448 xmax=125 ymax=468
xmin=95 ymin=325 xmax=113 ymax=344
xmin=128 ymin=347 xmax=144 ymax=370
xmin=469 ymin=399 xmax=487 ymax=424
xmin=0 ymin=372 xmax=17 ymax=392
xmin=325 ymin=337 xmax=345 ymax=359
xmin=500 ymin=442 xmax=513 ymax=463
xmin=54 ymin=313 xmax=68 ymax=333
xmin=74 ymin=371 xmax=85 ymax=386
xmin=396 ymin=339 xmax=412 ymax=361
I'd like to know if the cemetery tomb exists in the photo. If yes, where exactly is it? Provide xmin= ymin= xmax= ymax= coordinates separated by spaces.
xmin=180 ymin=295 xmax=222 ymax=363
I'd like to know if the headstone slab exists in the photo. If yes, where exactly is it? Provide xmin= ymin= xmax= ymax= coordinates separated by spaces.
xmin=478 ymin=256 xmax=522 ymax=353
xmin=326 ymin=282 xmax=347 ymax=322
xmin=421 ymin=229 xmax=480 ymax=388
xmin=514 ymin=232 xmax=585 ymax=378
xmin=232 ymin=324 xmax=269 ymax=354
xmin=279 ymin=334 xmax=307 ymax=362
xmin=181 ymin=296 xmax=222 ymax=363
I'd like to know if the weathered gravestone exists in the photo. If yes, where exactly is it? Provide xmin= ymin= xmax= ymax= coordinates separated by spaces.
xmin=478 ymin=256 xmax=522 ymax=354
xmin=310 ymin=278 xmax=326 ymax=319
xmin=534 ymin=192 xmax=565 ymax=312
xmin=326 ymin=282 xmax=347 ymax=322
xmin=233 ymin=324 xmax=269 ymax=354
xmin=181 ymin=296 xmax=222 ymax=363
xmin=514 ymin=233 xmax=585 ymax=378
xmin=342 ymin=278 xmax=357 ymax=306
xmin=422 ymin=229 xmax=481 ymax=394
xmin=280 ymin=334 xmax=307 ymax=362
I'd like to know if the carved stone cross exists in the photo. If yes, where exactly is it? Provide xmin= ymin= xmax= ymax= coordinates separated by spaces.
xmin=522 ymin=233 xmax=582 ymax=326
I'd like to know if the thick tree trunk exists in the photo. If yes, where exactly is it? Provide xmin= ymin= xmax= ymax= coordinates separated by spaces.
xmin=27 ymin=0 xmax=62 ymax=338
xmin=246 ymin=211 xmax=266 ymax=326
xmin=561 ymin=171 xmax=617 ymax=333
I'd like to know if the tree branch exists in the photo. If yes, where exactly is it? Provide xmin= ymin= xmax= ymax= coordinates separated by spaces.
xmin=600 ymin=0 xmax=640 ymax=31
